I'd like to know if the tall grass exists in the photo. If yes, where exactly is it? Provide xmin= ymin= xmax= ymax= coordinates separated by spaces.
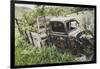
xmin=15 ymin=35 xmax=76 ymax=65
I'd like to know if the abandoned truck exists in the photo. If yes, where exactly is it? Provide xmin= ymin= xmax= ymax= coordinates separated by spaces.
xmin=48 ymin=16 xmax=94 ymax=55
xmin=26 ymin=16 xmax=94 ymax=56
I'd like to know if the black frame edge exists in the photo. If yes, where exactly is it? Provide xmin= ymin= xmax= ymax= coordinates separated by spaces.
xmin=10 ymin=1 xmax=15 ymax=69
xmin=12 ymin=0 xmax=96 ymax=7
xmin=10 ymin=0 xmax=97 ymax=68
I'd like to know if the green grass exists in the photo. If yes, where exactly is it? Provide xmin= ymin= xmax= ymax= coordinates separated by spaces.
xmin=15 ymin=38 xmax=77 ymax=65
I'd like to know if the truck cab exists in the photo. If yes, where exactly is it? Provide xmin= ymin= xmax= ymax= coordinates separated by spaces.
xmin=48 ymin=17 xmax=80 ymax=49
xmin=50 ymin=17 xmax=79 ymax=35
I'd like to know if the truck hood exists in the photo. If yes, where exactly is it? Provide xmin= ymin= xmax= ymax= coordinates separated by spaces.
xmin=68 ymin=28 xmax=82 ymax=37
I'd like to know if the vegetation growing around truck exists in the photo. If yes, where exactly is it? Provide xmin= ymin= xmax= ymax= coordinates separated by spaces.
xmin=15 ymin=4 xmax=95 ymax=65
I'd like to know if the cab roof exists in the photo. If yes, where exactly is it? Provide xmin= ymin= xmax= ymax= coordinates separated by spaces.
xmin=50 ymin=16 xmax=76 ymax=22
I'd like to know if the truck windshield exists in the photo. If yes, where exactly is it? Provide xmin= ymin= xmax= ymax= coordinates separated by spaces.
xmin=50 ymin=21 xmax=65 ymax=32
